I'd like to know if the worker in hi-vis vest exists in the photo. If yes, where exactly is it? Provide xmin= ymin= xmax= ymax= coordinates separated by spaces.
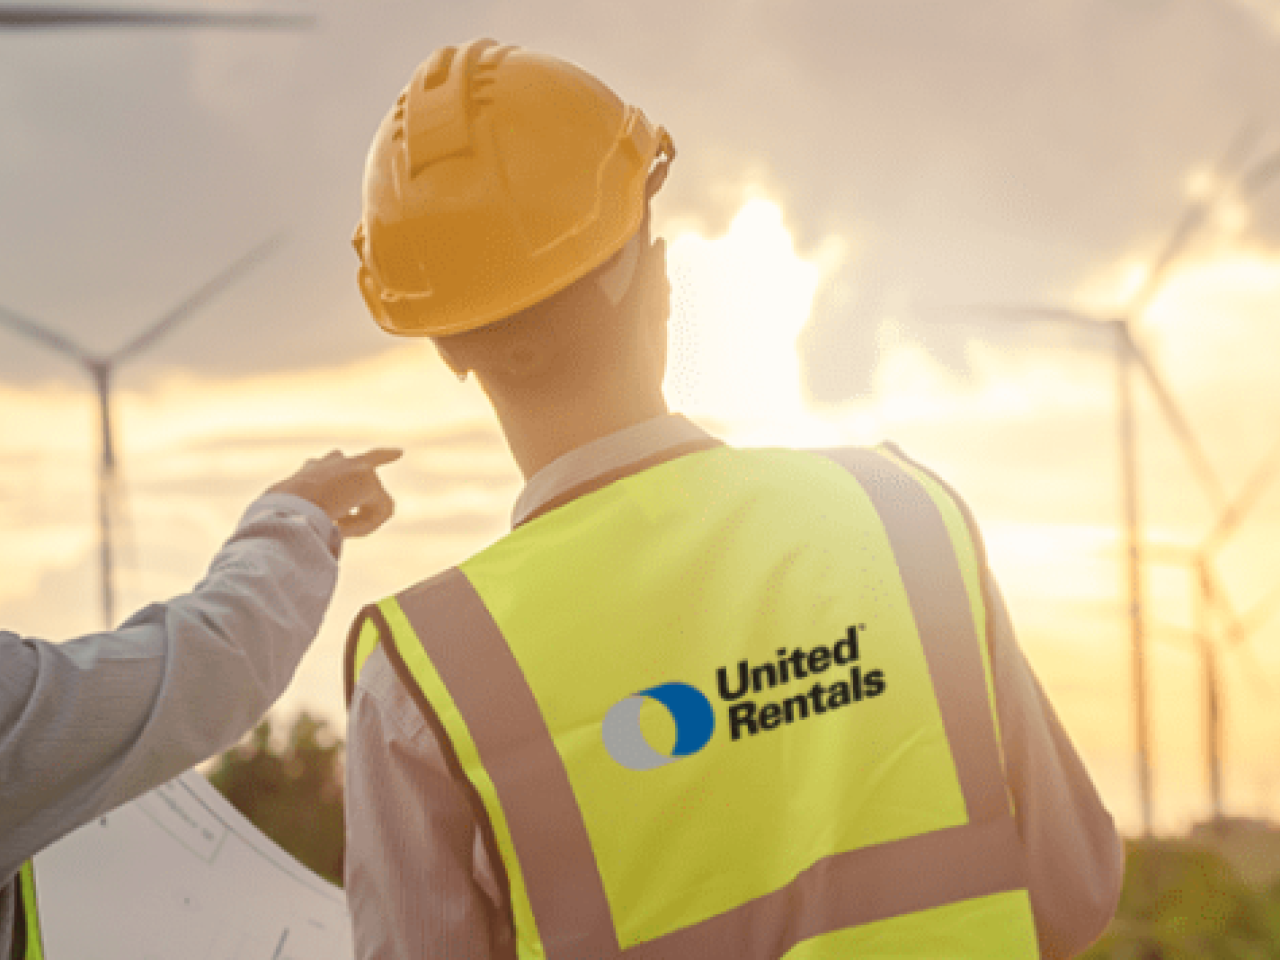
xmin=1 ymin=449 xmax=400 ymax=960
xmin=344 ymin=38 xmax=1124 ymax=960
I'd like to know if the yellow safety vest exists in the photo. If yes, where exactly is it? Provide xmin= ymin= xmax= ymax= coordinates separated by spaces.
xmin=10 ymin=861 xmax=44 ymax=960
xmin=346 ymin=442 xmax=1040 ymax=958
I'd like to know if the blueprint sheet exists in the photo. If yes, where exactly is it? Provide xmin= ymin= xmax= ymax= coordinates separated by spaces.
xmin=32 ymin=769 xmax=353 ymax=959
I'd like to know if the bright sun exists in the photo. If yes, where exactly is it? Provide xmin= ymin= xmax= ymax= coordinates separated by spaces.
xmin=664 ymin=197 xmax=842 ymax=445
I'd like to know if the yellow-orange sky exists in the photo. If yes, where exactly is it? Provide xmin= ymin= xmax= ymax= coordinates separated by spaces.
xmin=4 ymin=192 xmax=1280 ymax=836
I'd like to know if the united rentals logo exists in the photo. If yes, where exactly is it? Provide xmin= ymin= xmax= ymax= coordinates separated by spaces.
xmin=602 ymin=682 xmax=716 ymax=771
xmin=603 ymin=626 xmax=888 ymax=769
xmin=718 ymin=626 xmax=886 ymax=740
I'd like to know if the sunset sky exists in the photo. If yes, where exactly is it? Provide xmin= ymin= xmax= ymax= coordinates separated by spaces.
xmin=4 ymin=0 xmax=1280 ymax=837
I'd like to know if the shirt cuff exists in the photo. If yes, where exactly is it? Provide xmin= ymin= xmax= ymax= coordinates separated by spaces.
xmin=239 ymin=491 xmax=343 ymax=559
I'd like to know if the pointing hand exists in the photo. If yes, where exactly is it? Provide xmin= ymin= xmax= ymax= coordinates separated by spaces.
xmin=268 ymin=448 xmax=403 ymax=538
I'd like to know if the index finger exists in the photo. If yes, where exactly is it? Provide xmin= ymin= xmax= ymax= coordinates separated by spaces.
xmin=351 ymin=447 xmax=404 ymax=467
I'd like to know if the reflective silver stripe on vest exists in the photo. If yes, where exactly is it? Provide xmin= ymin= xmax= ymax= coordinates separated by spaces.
xmin=397 ymin=568 xmax=616 ymax=958
xmin=394 ymin=448 xmax=1027 ymax=959
xmin=819 ymin=447 xmax=1010 ymax=825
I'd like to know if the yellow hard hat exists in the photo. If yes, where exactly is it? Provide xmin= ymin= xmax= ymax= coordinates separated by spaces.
xmin=353 ymin=38 xmax=676 ymax=338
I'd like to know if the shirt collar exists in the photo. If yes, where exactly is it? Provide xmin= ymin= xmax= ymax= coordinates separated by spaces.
xmin=511 ymin=413 xmax=715 ymax=528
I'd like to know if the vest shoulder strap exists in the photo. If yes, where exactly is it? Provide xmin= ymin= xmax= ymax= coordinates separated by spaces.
xmin=342 ymin=574 xmax=520 ymax=959
xmin=343 ymin=603 xmax=383 ymax=709
xmin=344 ymin=565 xmax=462 ymax=708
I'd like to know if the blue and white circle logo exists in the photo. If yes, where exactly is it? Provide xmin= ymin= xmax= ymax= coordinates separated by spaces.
xmin=602 ymin=682 xmax=715 ymax=771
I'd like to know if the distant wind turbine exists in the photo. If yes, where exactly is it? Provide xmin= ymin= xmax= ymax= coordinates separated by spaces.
xmin=930 ymin=126 xmax=1280 ymax=837
xmin=0 ymin=5 xmax=314 ymax=30
xmin=0 ymin=236 xmax=284 ymax=628
xmin=0 ymin=1 xmax=310 ymax=626
xmin=1173 ymin=431 xmax=1280 ymax=830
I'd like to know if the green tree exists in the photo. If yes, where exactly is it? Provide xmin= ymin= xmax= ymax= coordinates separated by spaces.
xmin=207 ymin=711 xmax=345 ymax=886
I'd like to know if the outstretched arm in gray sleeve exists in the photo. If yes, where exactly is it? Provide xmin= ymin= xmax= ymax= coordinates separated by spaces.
xmin=0 ymin=492 xmax=338 ymax=878
xmin=0 ymin=446 xmax=401 ymax=879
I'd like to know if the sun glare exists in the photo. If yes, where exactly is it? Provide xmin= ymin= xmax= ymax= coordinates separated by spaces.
xmin=665 ymin=197 xmax=843 ymax=445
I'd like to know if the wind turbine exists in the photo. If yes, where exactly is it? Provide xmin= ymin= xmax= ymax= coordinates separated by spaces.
xmin=0 ymin=5 xmax=314 ymax=30
xmin=0 ymin=236 xmax=284 ymax=628
xmin=1165 ymin=431 xmax=1280 ymax=831
xmin=2 ymin=0 xmax=313 ymax=624
xmin=933 ymin=127 xmax=1280 ymax=837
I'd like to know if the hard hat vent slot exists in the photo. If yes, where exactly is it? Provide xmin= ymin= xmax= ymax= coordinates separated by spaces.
xmin=422 ymin=47 xmax=455 ymax=91
xmin=471 ymin=72 xmax=497 ymax=107
xmin=404 ymin=38 xmax=504 ymax=177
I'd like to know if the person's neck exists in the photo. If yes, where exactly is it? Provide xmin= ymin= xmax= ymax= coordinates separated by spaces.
xmin=491 ymin=387 xmax=669 ymax=481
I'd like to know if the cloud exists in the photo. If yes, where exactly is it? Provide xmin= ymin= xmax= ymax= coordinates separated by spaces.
xmin=1 ymin=0 xmax=1276 ymax=396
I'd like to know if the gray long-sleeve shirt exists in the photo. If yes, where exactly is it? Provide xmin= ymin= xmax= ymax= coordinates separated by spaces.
xmin=0 ymin=492 xmax=342 ymax=956
xmin=345 ymin=414 xmax=1125 ymax=959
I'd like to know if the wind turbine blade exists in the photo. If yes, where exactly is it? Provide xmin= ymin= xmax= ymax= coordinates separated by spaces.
xmin=1216 ymin=119 xmax=1265 ymax=180
xmin=0 ymin=7 xmax=315 ymax=29
xmin=1126 ymin=123 xmax=1262 ymax=320
xmin=109 ymin=234 xmax=285 ymax=366
xmin=1222 ymin=576 xmax=1280 ymax=647
xmin=1124 ymin=333 xmax=1226 ymax=507
xmin=1239 ymin=147 xmax=1280 ymax=198
xmin=1203 ymin=431 xmax=1280 ymax=554
xmin=1126 ymin=206 xmax=1209 ymax=321
xmin=0 ymin=302 xmax=92 ymax=363
xmin=1223 ymin=627 xmax=1274 ymax=697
